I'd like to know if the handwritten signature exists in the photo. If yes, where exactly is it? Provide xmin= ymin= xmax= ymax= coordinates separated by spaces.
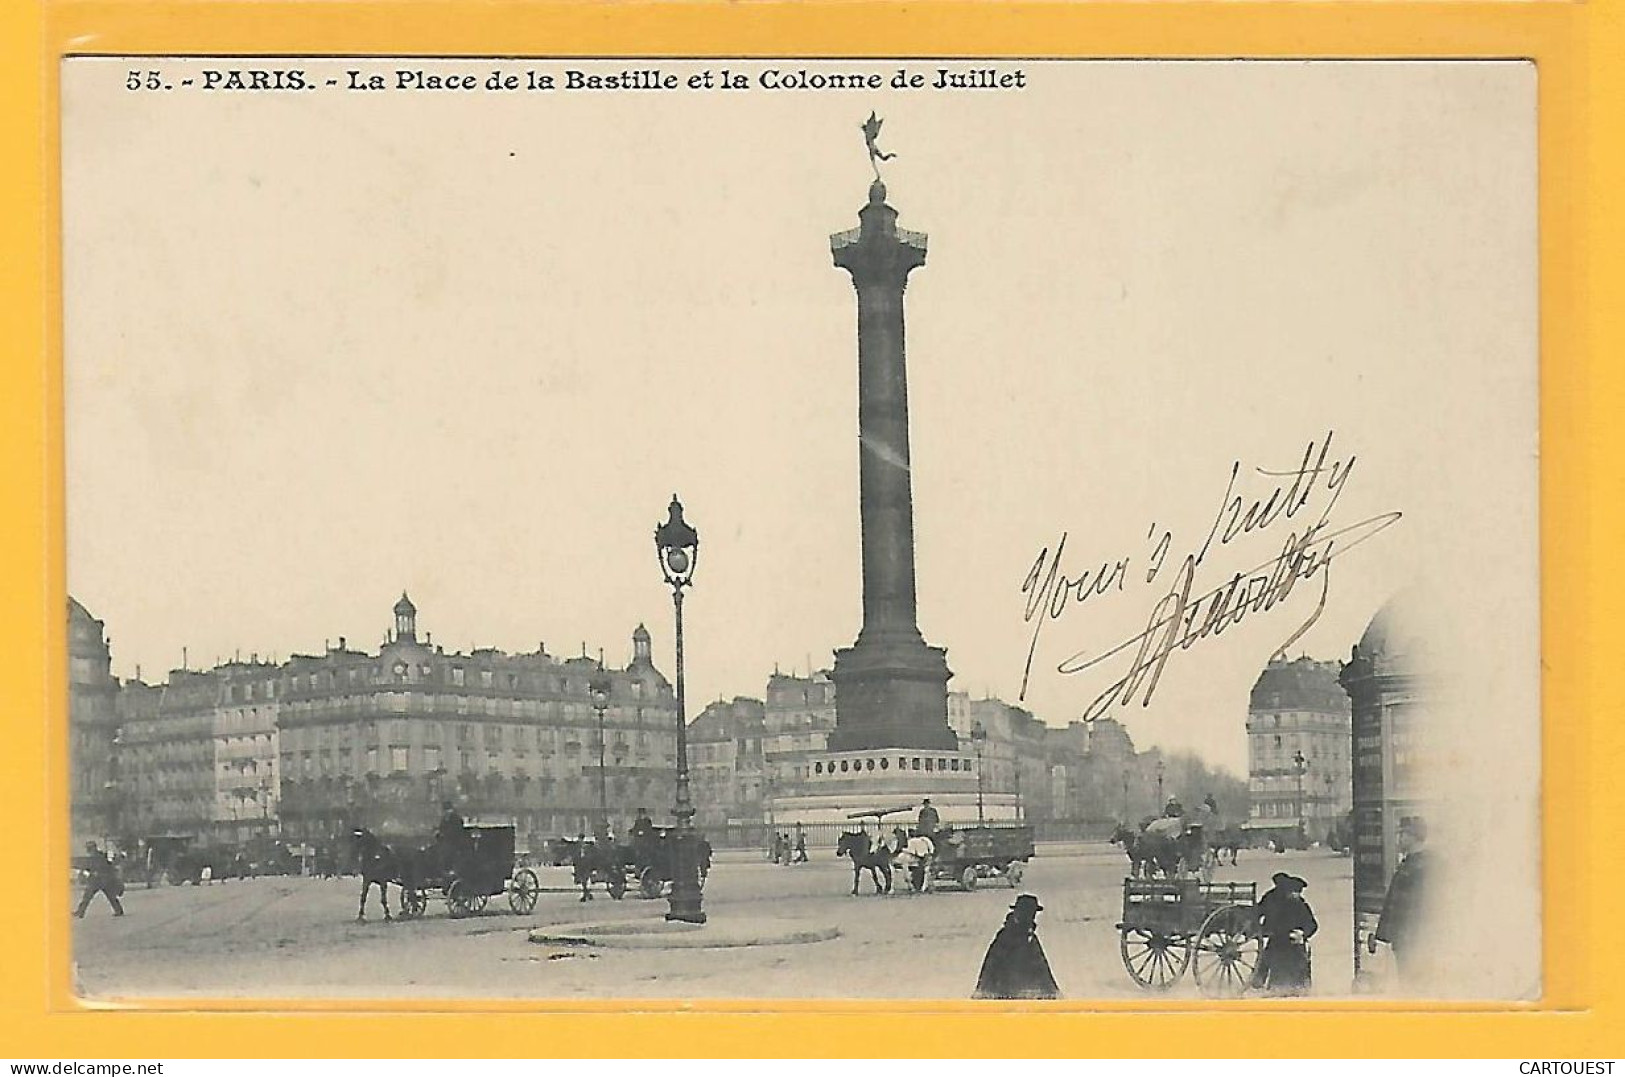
xmin=1018 ymin=431 xmax=1400 ymax=719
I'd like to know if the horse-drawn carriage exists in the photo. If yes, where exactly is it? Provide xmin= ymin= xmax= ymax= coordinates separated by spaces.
xmin=558 ymin=827 xmax=712 ymax=901
xmin=835 ymin=808 xmax=1035 ymax=894
xmin=359 ymin=822 xmax=540 ymax=919
xmin=133 ymin=835 xmax=202 ymax=886
xmin=928 ymin=824 xmax=1034 ymax=890
xmin=1116 ymin=878 xmax=1262 ymax=995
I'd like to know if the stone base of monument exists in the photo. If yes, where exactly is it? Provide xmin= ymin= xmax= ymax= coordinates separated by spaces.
xmin=528 ymin=917 xmax=840 ymax=950
xmin=769 ymin=749 xmax=1021 ymax=825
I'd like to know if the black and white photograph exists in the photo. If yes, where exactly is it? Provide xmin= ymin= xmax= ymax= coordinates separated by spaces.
xmin=61 ymin=57 xmax=1540 ymax=1002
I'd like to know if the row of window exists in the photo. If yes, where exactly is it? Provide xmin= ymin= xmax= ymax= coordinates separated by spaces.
xmin=281 ymin=665 xmax=656 ymax=698
xmin=813 ymin=755 xmax=975 ymax=776
xmin=286 ymin=722 xmax=669 ymax=753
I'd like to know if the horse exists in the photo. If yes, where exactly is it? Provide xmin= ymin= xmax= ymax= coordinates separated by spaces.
xmin=1209 ymin=826 xmax=1245 ymax=867
xmin=1111 ymin=820 xmax=1191 ymax=878
xmin=835 ymin=830 xmax=893 ymax=895
xmin=351 ymin=827 xmax=402 ymax=922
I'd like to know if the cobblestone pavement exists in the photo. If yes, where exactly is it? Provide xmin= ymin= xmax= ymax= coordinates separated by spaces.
xmin=72 ymin=846 xmax=1366 ymax=1001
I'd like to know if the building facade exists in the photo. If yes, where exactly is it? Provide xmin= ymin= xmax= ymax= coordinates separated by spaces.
xmin=948 ymin=695 xmax=1052 ymax=822
xmin=762 ymin=670 xmax=836 ymax=793
xmin=1247 ymin=655 xmax=1353 ymax=843
xmin=274 ymin=597 xmax=679 ymax=854
xmin=688 ymin=697 xmax=767 ymax=828
xmin=68 ymin=598 xmax=120 ymax=847
xmin=116 ymin=670 xmax=225 ymax=841
xmin=210 ymin=660 xmax=282 ymax=843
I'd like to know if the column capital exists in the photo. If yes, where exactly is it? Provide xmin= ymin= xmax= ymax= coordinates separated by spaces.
xmin=831 ymin=200 xmax=927 ymax=285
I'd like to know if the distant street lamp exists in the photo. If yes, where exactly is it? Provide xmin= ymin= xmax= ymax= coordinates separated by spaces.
xmin=970 ymin=721 xmax=987 ymax=821
xmin=1121 ymin=768 xmax=1130 ymax=822
xmin=764 ymin=773 xmax=778 ymax=857
xmin=1155 ymin=759 xmax=1166 ymax=806
xmin=1292 ymin=749 xmax=1308 ymax=830
xmin=589 ymin=666 xmax=613 ymax=837
xmin=655 ymin=494 xmax=705 ymax=924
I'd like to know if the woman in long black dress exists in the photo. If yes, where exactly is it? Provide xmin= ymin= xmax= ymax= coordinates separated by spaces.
xmin=974 ymin=894 xmax=1061 ymax=1000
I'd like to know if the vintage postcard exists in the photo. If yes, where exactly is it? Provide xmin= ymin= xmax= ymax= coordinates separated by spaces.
xmin=59 ymin=55 xmax=1540 ymax=1006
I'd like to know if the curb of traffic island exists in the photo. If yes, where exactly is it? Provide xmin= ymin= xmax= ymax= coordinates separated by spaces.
xmin=527 ymin=917 xmax=840 ymax=950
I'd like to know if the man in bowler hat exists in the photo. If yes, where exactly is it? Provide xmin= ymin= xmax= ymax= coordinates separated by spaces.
xmin=974 ymin=894 xmax=1060 ymax=999
xmin=1372 ymin=817 xmax=1432 ymax=983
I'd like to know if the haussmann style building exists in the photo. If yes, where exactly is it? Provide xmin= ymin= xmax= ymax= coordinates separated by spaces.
xmin=1246 ymin=654 xmax=1353 ymax=845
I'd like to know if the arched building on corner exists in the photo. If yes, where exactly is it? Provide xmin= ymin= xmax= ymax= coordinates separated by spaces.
xmin=1246 ymin=655 xmax=1352 ymax=846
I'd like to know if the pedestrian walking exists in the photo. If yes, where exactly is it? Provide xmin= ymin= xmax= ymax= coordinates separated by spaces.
xmin=1252 ymin=872 xmax=1317 ymax=995
xmin=793 ymin=825 xmax=808 ymax=864
xmin=74 ymin=841 xmax=125 ymax=919
xmin=572 ymin=832 xmax=596 ymax=902
xmin=1371 ymin=817 xmax=1433 ymax=985
xmin=973 ymin=894 xmax=1060 ymax=999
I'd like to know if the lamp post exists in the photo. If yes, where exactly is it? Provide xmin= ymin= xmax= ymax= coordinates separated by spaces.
xmin=1155 ymin=759 xmax=1166 ymax=806
xmin=589 ymin=666 xmax=612 ymax=838
xmin=655 ymin=494 xmax=706 ymax=924
xmin=1292 ymin=749 xmax=1308 ymax=835
xmin=104 ymin=725 xmax=124 ymax=849
xmin=970 ymin=720 xmax=987 ymax=821
xmin=1121 ymin=767 xmax=1130 ymax=822
xmin=764 ymin=773 xmax=778 ymax=859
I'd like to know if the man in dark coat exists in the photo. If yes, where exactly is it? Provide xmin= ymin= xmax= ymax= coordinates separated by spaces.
xmin=1372 ymin=817 xmax=1432 ymax=982
xmin=435 ymin=800 xmax=469 ymax=874
xmin=1253 ymin=872 xmax=1317 ymax=995
xmin=974 ymin=894 xmax=1060 ymax=999
xmin=917 ymin=798 xmax=940 ymax=837
xmin=74 ymin=841 xmax=125 ymax=918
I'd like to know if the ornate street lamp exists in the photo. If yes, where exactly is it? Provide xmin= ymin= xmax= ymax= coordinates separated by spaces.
xmin=654 ymin=494 xmax=705 ymax=924
xmin=589 ymin=665 xmax=613 ymax=837
xmin=970 ymin=720 xmax=987 ymax=821
xmin=1155 ymin=759 xmax=1166 ymax=806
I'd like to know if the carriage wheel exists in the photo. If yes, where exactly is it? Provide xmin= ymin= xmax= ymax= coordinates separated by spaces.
xmin=1120 ymin=927 xmax=1191 ymax=991
xmin=1005 ymin=861 xmax=1025 ymax=887
xmin=508 ymin=869 xmax=540 ymax=915
xmin=639 ymin=868 xmax=664 ymax=899
xmin=959 ymin=866 xmax=978 ymax=891
xmin=469 ymin=892 xmax=489 ymax=913
xmin=1192 ymin=905 xmax=1261 ymax=998
xmin=399 ymin=888 xmax=427 ymax=920
xmin=446 ymin=881 xmax=473 ymax=917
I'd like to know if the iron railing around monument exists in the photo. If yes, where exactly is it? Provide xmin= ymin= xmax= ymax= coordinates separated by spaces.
xmin=701 ymin=817 xmax=1121 ymax=854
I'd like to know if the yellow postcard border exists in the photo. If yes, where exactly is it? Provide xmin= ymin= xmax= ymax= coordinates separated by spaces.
xmin=1 ymin=0 xmax=1616 ymax=1057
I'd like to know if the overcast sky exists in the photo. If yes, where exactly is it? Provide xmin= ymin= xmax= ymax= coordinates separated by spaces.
xmin=62 ymin=59 xmax=1536 ymax=776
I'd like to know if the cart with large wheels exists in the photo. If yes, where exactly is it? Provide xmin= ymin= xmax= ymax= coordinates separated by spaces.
xmin=929 ymin=825 xmax=1036 ymax=891
xmin=1116 ymin=878 xmax=1260 ymax=996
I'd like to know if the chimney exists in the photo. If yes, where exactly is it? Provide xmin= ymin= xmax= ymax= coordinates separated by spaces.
xmin=338 ymin=637 xmax=346 ymax=651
